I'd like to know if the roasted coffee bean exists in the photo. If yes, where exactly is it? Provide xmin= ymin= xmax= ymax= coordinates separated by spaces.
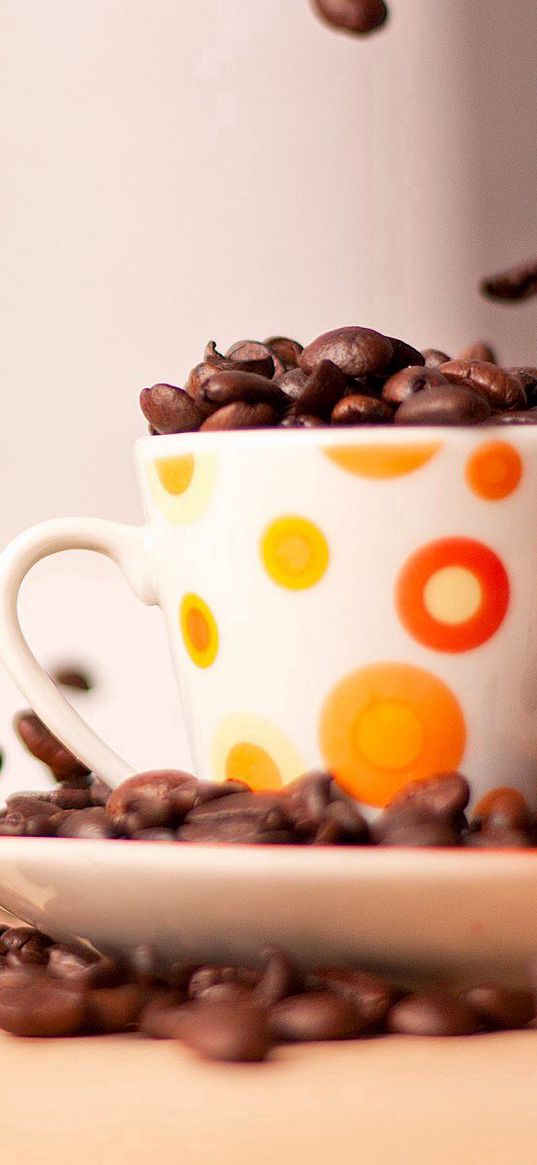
xmin=24 ymin=814 xmax=60 ymax=837
xmin=510 ymin=367 xmax=537 ymax=405
xmin=89 ymin=776 xmax=113 ymax=807
xmin=140 ymin=999 xmax=195 ymax=1040
xmin=270 ymin=992 xmax=358 ymax=1042
xmin=254 ymin=949 xmax=298 ymax=1006
xmin=5 ymin=933 xmax=51 ymax=968
xmin=0 ymin=928 xmax=52 ymax=955
xmin=462 ymin=986 xmax=535 ymax=1031
xmin=277 ymin=367 xmax=310 ymax=398
xmin=200 ymin=402 xmax=280 ymax=430
xmin=440 ymin=360 xmax=526 ymax=411
xmin=310 ymin=0 xmax=389 ymax=35
xmin=178 ymin=818 xmax=293 ymax=844
xmin=310 ymin=968 xmax=393 ymax=1032
xmin=187 ymin=355 xmax=275 ymax=400
xmin=283 ymin=772 xmax=337 ymax=836
xmin=0 ymin=974 xmax=86 ymax=1037
xmin=184 ymin=1000 xmax=272 ymax=1063
xmin=395 ymin=383 xmax=491 ymax=425
xmin=46 ymin=786 xmax=93 ymax=810
xmin=131 ymin=828 xmax=177 ymax=841
xmin=387 ymin=772 xmax=470 ymax=822
xmin=375 ymin=818 xmax=460 ymax=847
xmin=6 ymin=795 xmax=60 ymax=821
xmin=457 ymin=342 xmax=498 ymax=364
xmin=472 ymin=788 xmax=532 ymax=833
xmin=382 ymin=366 xmax=449 ymax=405
xmin=47 ymin=944 xmax=102 ymax=982
xmin=294 ymin=360 xmax=348 ymax=417
xmin=422 ymin=348 xmax=452 ymax=367
xmin=56 ymin=808 xmax=117 ymax=839
xmin=199 ymin=370 xmax=286 ymax=409
xmin=14 ymin=711 xmax=90 ymax=783
xmin=140 ymin=384 xmax=205 ymax=434
xmin=387 ymin=992 xmax=480 ymax=1036
xmin=280 ymin=412 xmax=325 ymax=428
xmin=203 ymin=340 xmax=226 ymax=363
xmin=264 ymin=336 xmax=303 ymax=370
xmin=0 ymin=815 xmax=28 ymax=836
xmin=52 ymin=666 xmax=93 ymax=691
xmin=314 ymin=800 xmax=370 ymax=845
xmin=464 ymin=827 xmax=533 ymax=849
xmin=225 ymin=340 xmax=276 ymax=372
xmin=188 ymin=965 xmax=257 ymax=999
xmin=481 ymin=257 xmax=537 ymax=302
xmin=86 ymin=984 xmax=145 ymax=1033
xmin=193 ymin=780 xmax=250 ymax=804
xmin=331 ymin=393 xmax=392 ymax=425
xmin=384 ymin=338 xmax=425 ymax=374
xmin=184 ymin=790 xmax=287 ymax=825
xmin=481 ymin=409 xmax=537 ymax=426
xmin=301 ymin=327 xmax=393 ymax=378
xmin=115 ymin=798 xmax=179 ymax=837
xmin=106 ymin=770 xmax=198 ymax=822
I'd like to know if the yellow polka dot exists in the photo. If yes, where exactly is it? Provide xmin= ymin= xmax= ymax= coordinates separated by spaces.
xmin=212 ymin=713 xmax=304 ymax=790
xmin=155 ymin=454 xmax=195 ymax=495
xmin=179 ymin=594 xmax=219 ymax=668
xmin=146 ymin=453 xmax=216 ymax=523
xmin=324 ymin=442 xmax=442 ymax=478
xmin=355 ymin=701 xmax=425 ymax=770
xmin=423 ymin=566 xmax=483 ymax=626
xmin=261 ymin=516 xmax=329 ymax=590
xmin=226 ymin=743 xmax=282 ymax=792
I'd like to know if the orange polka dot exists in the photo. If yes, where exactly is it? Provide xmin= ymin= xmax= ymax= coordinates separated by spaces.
xmin=156 ymin=455 xmax=195 ymax=495
xmin=319 ymin=663 xmax=466 ymax=808
xmin=226 ymin=742 xmax=283 ymax=792
xmin=396 ymin=537 xmax=509 ymax=653
xmin=466 ymin=441 xmax=522 ymax=500
xmin=324 ymin=442 xmax=442 ymax=478
xmin=261 ymin=516 xmax=329 ymax=590
xmin=179 ymin=594 xmax=219 ymax=668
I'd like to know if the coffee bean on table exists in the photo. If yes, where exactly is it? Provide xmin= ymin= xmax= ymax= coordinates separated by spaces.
xmin=301 ymin=327 xmax=393 ymax=378
xmin=140 ymin=384 xmax=205 ymax=434
xmin=14 ymin=711 xmax=90 ymax=783
xmin=270 ymin=992 xmax=359 ymax=1041
xmin=387 ymin=992 xmax=480 ymax=1037
xmin=310 ymin=0 xmax=389 ymax=35
xmin=439 ymin=360 xmax=527 ymax=411
xmin=331 ymin=393 xmax=392 ymax=424
xmin=86 ymin=984 xmax=145 ymax=1033
xmin=200 ymin=402 xmax=280 ymax=430
xmin=480 ymin=257 xmax=537 ymax=302
xmin=140 ymin=999 xmax=195 ymax=1040
xmin=183 ymin=1000 xmax=272 ymax=1063
xmin=394 ymin=383 xmax=491 ymax=425
xmin=310 ymin=968 xmax=393 ymax=1031
xmin=462 ymin=986 xmax=535 ymax=1031
xmin=254 ymin=949 xmax=299 ymax=1006
xmin=0 ymin=973 xmax=86 ymax=1037
xmin=382 ymin=366 xmax=449 ymax=405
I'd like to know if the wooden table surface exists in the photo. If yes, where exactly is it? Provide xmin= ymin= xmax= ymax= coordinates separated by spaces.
xmin=2 ymin=1030 xmax=537 ymax=1164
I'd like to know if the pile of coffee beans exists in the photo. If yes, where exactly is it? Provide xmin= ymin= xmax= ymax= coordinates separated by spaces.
xmin=7 ymin=710 xmax=537 ymax=847
xmin=310 ymin=0 xmax=389 ymax=36
xmin=0 ymin=926 xmax=532 ymax=1055
xmin=140 ymin=329 xmax=537 ymax=432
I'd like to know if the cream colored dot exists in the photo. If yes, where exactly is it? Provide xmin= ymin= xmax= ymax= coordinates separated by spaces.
xmin=424 ymin=566 xmax=482 ymax=626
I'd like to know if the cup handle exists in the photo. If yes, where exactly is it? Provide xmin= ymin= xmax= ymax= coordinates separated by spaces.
xmin=0 ymin=517 xmax=159 ymax=786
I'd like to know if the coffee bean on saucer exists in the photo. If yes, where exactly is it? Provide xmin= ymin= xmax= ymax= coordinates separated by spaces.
xmin=310 ymin=0 xmax=389 ymax=35
xmin=280 ymin=412 xmax=325 ymax=428
xmin=440 ymin=360 xmax=527 ymax=411
xmin=106 ymin=770 xmax=199 ymax=824
xmin=313 ymin=799 xmax=370 ymax=845
xmin=89 ymin=777 xmax=113 ymax=807
xmin=395 ymin=383 xmax=491 ymax=425
xmin=200 ymin=402 xmax=280 ymax=430
xmin=387 ymin=992 xmax=480 ymax=1037
xmin=14 ymin=711 xmax=90 ymax=784
xmin=374 ymin=817 xmax=461 ymax=847
xmin=45 ymin=786 xmax=94 ymax=810
xmin=422 ymin=349 xmax=452 ymax=367
xmin=331 ymin=393 xmax=392 ymax=425
xmin=310 ymin=968 xmax=394 ymax=1031
xmin=464 ymin=827 xmax=533 ymax=849
xmin=47 ymin=943 xmax=103 ymax=982
xmin=140 ymin=999 xmax=194 ymax=1040
xmin=462 ymin=985 xmax=535 ymax=1031
xmin=24 ymin=814 xmax=60 ymax=837
xmin=480 ymin=257 xmax=537 ymax=302
xmin=283 ymin=772 xmax=339 ymax=837
xmin=188 ymin=965 xmax=259 ymax=1001
xmin=5 ymin=795 xmax=61 ymax=821
xmin=183 ymin=1000 xmax=272 ymax=1063
xmin=178 ymin=818 xmax=294 ymax=844
xmin=52 ymin=666 xmax=93 ymax=691
xmin=481 ymin=409 xmax=537 ymax=426
xmin=301 ymin=327 xmax=393 ymax=378
xmin=472 ymin=788 xmax=532 ymax=834
xmin=382 ymin=365 xmax=449 ymax=405
xmin=387 ymin=772 xmax=470 ymax=822
xmin=270 ymin=992 xmax=359 ymax=1042
xmin=253 ymin=949 xmax=300 ymax=1007
xmin=56 ymin=808 xmax=117 ymax=839
xmin=264 ymin=336 xmax=303 ymax=369
xmin=0 ymin=973 xmax=86 ymax=1037
xmin=140 ymin=384 xmax=205 ymax=434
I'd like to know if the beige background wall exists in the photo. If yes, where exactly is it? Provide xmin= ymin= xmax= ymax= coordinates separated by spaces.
xmin=1 ymin=0 xmax=537 ymax=793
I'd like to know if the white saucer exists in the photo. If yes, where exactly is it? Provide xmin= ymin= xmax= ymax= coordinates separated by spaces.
xmin=0 ymin=839 xmax=536 ymax=986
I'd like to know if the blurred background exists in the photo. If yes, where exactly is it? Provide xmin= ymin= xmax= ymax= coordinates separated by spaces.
xmin=1 ymin=0 xmax=537 ymax=793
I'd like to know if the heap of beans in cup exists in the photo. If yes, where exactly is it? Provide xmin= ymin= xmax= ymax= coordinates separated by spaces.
xmin=140 ymin=330 xmax=537 ymax=435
